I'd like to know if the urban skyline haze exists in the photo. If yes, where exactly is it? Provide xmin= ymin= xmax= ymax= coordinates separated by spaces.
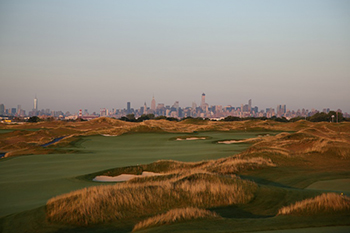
xmin=1 ymin=0 xmax=349 ymax=113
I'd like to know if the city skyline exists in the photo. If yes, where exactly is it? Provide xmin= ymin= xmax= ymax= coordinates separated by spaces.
xmin=0 ymin=93 xmax=348 ymax=120
xmin=1 ymin=1 xmax=350 ymax=113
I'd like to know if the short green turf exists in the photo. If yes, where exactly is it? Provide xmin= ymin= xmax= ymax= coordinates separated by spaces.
xmin=0 ymin=131 xmax=270 ymax=217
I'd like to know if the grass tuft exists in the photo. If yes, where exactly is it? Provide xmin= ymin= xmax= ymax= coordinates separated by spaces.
xmin=278 ymin=193 xmax=350 ymax=216
xmin=132 ymin=207 xmax=220 ymax=231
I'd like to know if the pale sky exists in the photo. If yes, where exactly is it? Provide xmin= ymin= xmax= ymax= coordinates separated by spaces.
xmin=1 ymin=0 xmax=349 ymax=113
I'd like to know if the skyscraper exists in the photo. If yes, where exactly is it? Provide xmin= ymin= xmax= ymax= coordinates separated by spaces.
xmin=127 ymin=102 xmax=131 ymax=114
xmin=248 ymin=99 xmax=252 ymax=112
xmin=151 ymin=96 xmax=156 ymax=111
xmin=33 ymin=96 xmax=38 ymax=111
xmin=201 ymin=93 xmax=206 ymax=108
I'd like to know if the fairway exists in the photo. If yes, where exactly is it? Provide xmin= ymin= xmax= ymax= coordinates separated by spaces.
xmin=0 ymin=131 xmax=267 ymax=217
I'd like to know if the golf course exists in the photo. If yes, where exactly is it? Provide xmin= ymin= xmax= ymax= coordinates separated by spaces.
xmin=0 ymin=118 xmax=349 ymax=232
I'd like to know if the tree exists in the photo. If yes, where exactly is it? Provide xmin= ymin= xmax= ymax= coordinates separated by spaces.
xmin=27 ymin=116 xmax=40 ymax=123
xmin=328 ymin=111 xmax=344 ymax=122
xmin=126 ymin=114 xmax=136 ymax=122
xmin=221 ymin=116 xmax=241 ymax=121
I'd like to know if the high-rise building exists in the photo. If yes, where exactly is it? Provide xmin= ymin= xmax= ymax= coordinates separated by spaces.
xmin=151 ymin=96 xmax=156 ymax=111
xmin=248 ymin=99 xmax=252 ymax=112
xmin=0 ymin=104 xmax=5 ymax=115
xmin=34 ymin=96 xmax=38 ymax=111
xmin=172 ymin=101 xmax=179 ymax=109
xmin=127 ymin=102 xmax=131 ymax=114
xmin=201 ymin=93 xmax=206 ymax=108
xmin=17 ymin=105 xmax=21 ymax=115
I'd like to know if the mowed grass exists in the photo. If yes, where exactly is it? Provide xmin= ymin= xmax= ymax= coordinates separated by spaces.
xmin=0 ymin=131 xmax=265 ymax=217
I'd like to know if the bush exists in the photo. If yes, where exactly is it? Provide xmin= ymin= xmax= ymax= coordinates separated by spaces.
xmin=27 ymin=116 xmax=40 ymax=123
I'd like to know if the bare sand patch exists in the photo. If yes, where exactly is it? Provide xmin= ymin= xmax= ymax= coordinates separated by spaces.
xmin=176 ymin=137 xmax=207 ymax=141
xmin=218 ymin=138 xmax=257 ymax=144
xmin=93 ymin=171 xmax=162 ymax=182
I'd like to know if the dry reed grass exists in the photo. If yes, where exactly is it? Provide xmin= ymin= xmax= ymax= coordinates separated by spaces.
xmin=132 ymin=207 xmax=220 ymax=231
xmin=245 ymin=125 xmax=350 ymax=158
xmin=46 ymin=172 xmax=257 ymax=226
xmin=206 ymin=156 xmax=276 ymax=174
xmin=278 ymin=193 xmax=350 ymax=216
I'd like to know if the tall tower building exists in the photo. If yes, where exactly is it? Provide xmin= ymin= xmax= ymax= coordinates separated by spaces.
xmin=33 ymin=96 xmax=38 ymax=111
xmin=201 ymin=93 xmax=206 ymax=108
xmin=248 ymin=99 xmax=252 ymax=112
xmin=127 ymin=102 xmax=131 ymax=114
xmin=151 ymin=96 xmax=156 ymax=111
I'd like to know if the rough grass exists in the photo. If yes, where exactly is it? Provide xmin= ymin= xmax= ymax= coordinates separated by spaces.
xmin=205 ymin=156 xmax=276 ymax=174
xmin=2 ymin=119 xmax=350 ymax=158
xmin=246 ymin=124 xmax=350 ymax=159
xmin=46 ymin=172 xmax=257 ymax=226
xmin=278 ymin=193 xmax=350 ymax=215
xmin=84 ymin=156 xmax=276 ymax=182
xmin=132 ymin=207 xmax=220 ymax=232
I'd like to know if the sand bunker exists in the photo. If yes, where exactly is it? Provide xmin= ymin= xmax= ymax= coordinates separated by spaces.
xmin=176 ymin=137 xmax=207 ymax=141
xmin=93 ymin=171 xmax=162 ymax=182
xmin=218 ymin=138 xmax=256 ymax=144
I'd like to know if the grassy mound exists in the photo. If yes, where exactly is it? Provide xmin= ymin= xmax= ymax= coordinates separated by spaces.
xmin=84 ymin=155 xmax=276 ymax=182
xmin=205 ymin=156 xmax=276 ymax=174
xmin=46 ymin=172 xmax=257 ymax=226
xmin=132 ymin=207 xmax=220 ymax=232
xmin=245 ymin=124 xmax=350 ymax=159
xmin=278 ymin=193 xmax=350 ymax=216
xmin=81 ymin=160 xmax=206 ymax=181
xmin=180 ymin=118 xmax=209 ymax=125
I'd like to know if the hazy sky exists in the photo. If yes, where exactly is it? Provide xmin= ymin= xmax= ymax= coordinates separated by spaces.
xmin=1 ymin=0 xmax=349 ymax=113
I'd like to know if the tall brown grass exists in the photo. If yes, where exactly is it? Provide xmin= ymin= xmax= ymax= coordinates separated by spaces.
xmin=46 ymin=172 xmax=257 ymax=226
xmin=132 ymin=207 xmax=220 ymax=232
xmin=206 ymin=156 xmax=276 ymax=174
xmin=278 ymin=193 xmax=350 ymax=216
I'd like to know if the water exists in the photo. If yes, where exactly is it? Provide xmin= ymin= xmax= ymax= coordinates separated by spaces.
xmin=40 ymin=137 xmax=65 ymax=147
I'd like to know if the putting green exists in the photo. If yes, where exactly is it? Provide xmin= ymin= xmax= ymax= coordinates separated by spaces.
xmin=306 ymin=179 xmax=350 ymax=193
xmin=0 ymin=131 xmax=271 ymax=217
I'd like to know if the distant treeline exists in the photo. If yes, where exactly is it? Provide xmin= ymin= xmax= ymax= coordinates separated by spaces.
xmin=220 ymin=111 xmax=346 ymax=123
xmin=119 ymin=114 xmax=179 ymax=122
xmin=118 ymin=111 xmax=347 ymax=123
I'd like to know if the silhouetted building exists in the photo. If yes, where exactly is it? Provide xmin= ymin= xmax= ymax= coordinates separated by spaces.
xmin=0 ymin=104 xmax=4 ymax=115
xmin=127 ymin=102 xmax=131 ymax=114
